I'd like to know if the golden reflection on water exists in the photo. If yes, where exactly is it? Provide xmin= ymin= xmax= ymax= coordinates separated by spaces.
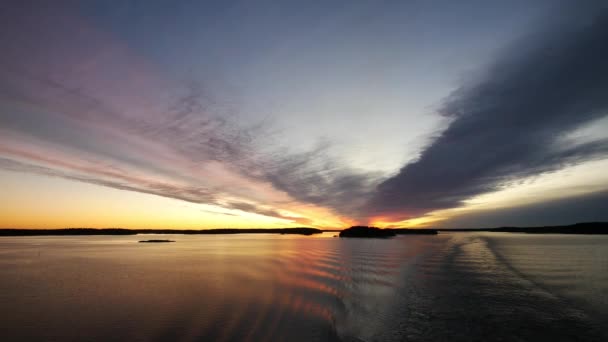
xmin=1 ymin=233 xmax=607 ymax=341
xmin=0 ymin=233 xmax=421 ymax=341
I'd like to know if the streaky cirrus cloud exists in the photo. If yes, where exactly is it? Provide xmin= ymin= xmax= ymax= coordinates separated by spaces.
xmin=257 ymin=140 xmax=382 ymax=220
xmin=0 ymin=2 xmax=356 ymax=227
xmin=2 ymin=1 xmax=608 ymax=228
xmin=365 ymin=4 xmax=608 ymax=222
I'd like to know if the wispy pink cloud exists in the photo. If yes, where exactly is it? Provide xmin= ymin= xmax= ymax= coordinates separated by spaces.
xmin=0 ymin=3 xmax=367 ymax=227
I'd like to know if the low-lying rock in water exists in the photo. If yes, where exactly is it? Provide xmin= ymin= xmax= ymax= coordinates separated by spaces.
xmin=139 ymin=239 xmax=175 ymax=243
xmin=339 ymin=226 xmax=396 ymax=238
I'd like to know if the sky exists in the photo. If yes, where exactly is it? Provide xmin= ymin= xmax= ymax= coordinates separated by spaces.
xmin=1 ymin=0 xmax=607 ymax=229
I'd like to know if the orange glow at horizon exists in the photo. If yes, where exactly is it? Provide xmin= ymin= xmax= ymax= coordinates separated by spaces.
xmin=0 ymin=169 xmax=350 ymax=229
xmin=369 ymin=215 xmax=444 ymax=228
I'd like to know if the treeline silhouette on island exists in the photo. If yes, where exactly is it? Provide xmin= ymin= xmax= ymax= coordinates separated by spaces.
xmin=438 ymin=222 xmax=608 ymax=234
xmin=338 ymin=223 xmax=608 ymax=237
xmin=0 ymin=227 xmax=322 ymax=236
xmin=339 ymin=226 xmax=438 ymax=238
xmin=0 ymin=226 xmax=439 ymax=238
xmin=0 ymin=222 xmax=605 ymax=237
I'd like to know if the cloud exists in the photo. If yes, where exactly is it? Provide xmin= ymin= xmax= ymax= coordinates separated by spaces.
xmin=3 ymin=2 xmax=608 ymax=228
xmin=258 ymin=141 xmax=381 ymax=220
xmin=0 ymin=158 xmax=217 ymax=205
xmin=366 ymin=5 xmax=608 ymax=222
xmin=224 ymin=201 xmax=312 ymax=226
xmin=441 ymin=190 xmax=608 ymax=228
xmin=0 ymin=3 xmax=363 ymax=227
xmin=0 ymin=3 xmax=292 ymax=221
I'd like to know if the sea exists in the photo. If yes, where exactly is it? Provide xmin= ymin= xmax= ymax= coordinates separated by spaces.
xmin=0 ymin=232 xmax=606 ymax=341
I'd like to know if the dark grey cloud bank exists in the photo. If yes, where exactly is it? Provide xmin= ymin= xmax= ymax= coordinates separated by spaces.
xmin=2 ymin=1 xmax=608 ymax=227
xmin=366 ymin=4 xmax=608 ymax=221
xmin=443 ymin=190 xmax=608 ymax=228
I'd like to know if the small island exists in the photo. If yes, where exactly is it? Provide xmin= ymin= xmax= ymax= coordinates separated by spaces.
xmin=139 ymin=239 xmax=175 ymax=243
xmin=339 ymin=226 xmax=396 ymax=238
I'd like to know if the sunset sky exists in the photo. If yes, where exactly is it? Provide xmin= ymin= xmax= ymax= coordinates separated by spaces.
xmin=1 ymin=0 xmax=607 ymax=229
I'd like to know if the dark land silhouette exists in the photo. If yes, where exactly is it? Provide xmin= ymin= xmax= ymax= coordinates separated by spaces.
xmin=139 ymin=239 xmax=175 ymax=243
xmin=0 ymin=227 xmax=322 ymax=236
xmin=0 ymin=223 xmax=605 ymax=237
xmin=339 ymin=226 xmax=439 ymax=238
xmin=391 ymin=228 xmax=439 ymax=235
xmin=339 ymin=226 xmax=397 ymax=238
xmin=0 ymin=228 xmax=137 ymax=236
xmin=438 ymin=222 xmax=608 ymax=234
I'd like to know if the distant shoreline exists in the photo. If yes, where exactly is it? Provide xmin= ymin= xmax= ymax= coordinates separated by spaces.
xmin=436 ymin=222 xmax=608 ymax=234
xmin=0 ymin=228 xmax=322 ymax=236
xmin=0 ymin=222 xmax=606 ymax=236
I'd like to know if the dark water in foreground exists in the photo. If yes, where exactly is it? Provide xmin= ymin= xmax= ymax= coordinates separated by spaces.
xmin=0 ymin=232 xmax=607 ymax=341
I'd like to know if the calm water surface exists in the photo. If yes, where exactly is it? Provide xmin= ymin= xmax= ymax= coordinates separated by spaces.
xmin=0 ymin=232 xmax=607 ymax=341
